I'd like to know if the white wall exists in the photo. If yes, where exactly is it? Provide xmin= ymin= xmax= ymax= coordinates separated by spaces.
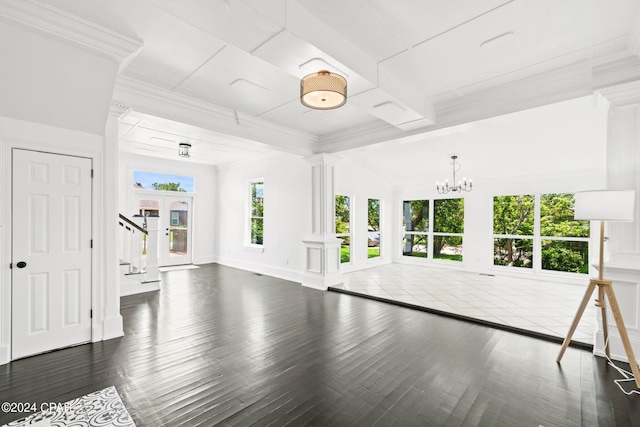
xmin=119 ymin=153 xmax=217 ymax=265
xmin=215 ymin=153 xmax=310 ymax=282
xmin=386 ymin=96 xmax=610 ymax=283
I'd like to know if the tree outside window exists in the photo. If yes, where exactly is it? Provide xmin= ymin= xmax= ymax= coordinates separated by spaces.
xmin=402 ymin=200 xmax=429 ymax=258
xmin=367 ymin=199 xmax=380 ymax=258
xmin=540 ymin=193 xmax=589 ymax=274
xmin=433 ymin=198 xmax=464 ymax=262
xmin=250 ymin=181 xmax=264 ymax=245
xmin=493 ymin=193 xmax=589 ymax=274
xmin=335 ymin=195 xmax=351 ymax=263
xmin=493 ymin=195 xmax=534 ymax=268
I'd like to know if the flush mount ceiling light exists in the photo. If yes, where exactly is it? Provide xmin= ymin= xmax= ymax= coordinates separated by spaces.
xmin=178 ymin=142 xmax=191 ymax=158
xmin=300 ymin=70 xmax=347 ymax=110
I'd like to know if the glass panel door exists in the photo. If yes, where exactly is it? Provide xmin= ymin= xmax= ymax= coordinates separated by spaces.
xmin=136 ymin=194 xmax=193 ymax=266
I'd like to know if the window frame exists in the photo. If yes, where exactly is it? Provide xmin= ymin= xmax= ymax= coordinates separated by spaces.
xmin=367 ymin=198 xmax=382 ymax=260
xmin=246 ymin=179 xmax=264 ymax=250
xmin=335 ymin=194 xmax=352 ymax=265
xmin=492 ymin=193 xmax=590 ymax=275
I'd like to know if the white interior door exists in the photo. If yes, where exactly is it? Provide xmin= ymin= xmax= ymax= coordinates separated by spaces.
xmin=136 ymin=194 xmax=192 ymax=266
xmin=12 ymin=149 xmax=92 ymax=360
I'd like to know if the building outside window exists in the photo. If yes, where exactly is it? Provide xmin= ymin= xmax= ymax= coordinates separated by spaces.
xmin=249 ymin=180 xmax=264 ymax=246
xmin=335 ymin=195 xmax=351 ymax=263
xmin=367 ymin=199 xmax=381 ymax=258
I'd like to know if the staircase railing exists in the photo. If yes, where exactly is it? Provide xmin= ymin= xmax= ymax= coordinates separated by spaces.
xmin=118 ymin=214 xmax=159 ymax=283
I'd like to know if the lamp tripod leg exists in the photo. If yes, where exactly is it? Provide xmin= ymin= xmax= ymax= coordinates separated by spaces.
xmin=602 ymin=283 xmax=640 ymax=389
xmin=598 ymin=285 xmax=610 ymax=359
xmin=557 ymin=280 xmax=598 ymax=363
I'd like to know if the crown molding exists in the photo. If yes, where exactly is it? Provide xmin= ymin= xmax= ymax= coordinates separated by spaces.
xmin=598 ymin=79 xmax=640 ymax=106
xmin=114 ymin=76 xmax=318 ymax=156
xmin=0 ymin=0 xmax=142 ymax=64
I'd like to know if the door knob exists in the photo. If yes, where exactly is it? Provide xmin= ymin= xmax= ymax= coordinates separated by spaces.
xmin=16 ymin=261 xmax=27 ymax=268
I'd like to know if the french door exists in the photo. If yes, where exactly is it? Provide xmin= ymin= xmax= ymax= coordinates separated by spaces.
xmin=12 ymin=149 xmax=93 ymax=359
xmin=136 ymin=194 xmax=193 ymax=266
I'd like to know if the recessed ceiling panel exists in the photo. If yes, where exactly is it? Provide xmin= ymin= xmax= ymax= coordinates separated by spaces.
xmin=178 ymin=45 xmax=300 ymax=114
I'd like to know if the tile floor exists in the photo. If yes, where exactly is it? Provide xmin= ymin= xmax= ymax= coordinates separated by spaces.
xmin=331 ymin=263 xmax=597 ymax=344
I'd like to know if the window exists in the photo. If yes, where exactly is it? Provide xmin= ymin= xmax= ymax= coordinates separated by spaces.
xmin=433 ymin=198 xmax=464 ymax=262
xmin=171 ymin=211 xmax=180 ymax=226
xmin=493 ymin=193 xmax=589 ymax=274
xmin=133 ymin=171 xmax=194 ymax=192
xmin=540 ymin=193 xmax=589 ymax=274
xmin=367 ymin=199 xmax=380 ymax=258
xmin=402 ymin=200 xmax=429 ymax=258
xmin=335 ymin=195 xmax=351 ymax=263
xmin=249 ymin=181 xmax=264 ymax=246
xmin=493 ymin=195 xmax=534 ymax=268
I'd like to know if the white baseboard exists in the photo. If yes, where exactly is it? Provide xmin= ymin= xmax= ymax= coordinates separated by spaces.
xmin=215 ymin=256 xmax=303 ymax=283
xmin=0 ymin=346 xmax=9 ymax=365
xmin=120 ymin=279 xmax=160 ymax=296
xmin=101 ymin=315 xmax=124 ymax=341
xmin=593 ymin=331 xmax=640 ymax=365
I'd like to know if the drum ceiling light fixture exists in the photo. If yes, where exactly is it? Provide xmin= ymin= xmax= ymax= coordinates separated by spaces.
xmin=300 ymin=70 xmax=347 ymax=110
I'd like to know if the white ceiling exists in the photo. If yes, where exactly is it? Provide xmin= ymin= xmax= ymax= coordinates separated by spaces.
xmin=29 ymin=0 xmax=640 ymax=167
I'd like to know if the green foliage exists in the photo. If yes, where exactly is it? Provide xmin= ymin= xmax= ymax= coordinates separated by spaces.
xmin=367 ymin=247 xmax=380 ymax=258
xmin=335 ymin=195 xmax=350 ymax=234
xmin=493 ymin=195 xmax=534 ymax=235
xmin=368 ymin=199 xmax=380 ymax=230
xmin=250 ymin=182 xmax=264 ymax=244
xmin=540 ymin=193 xmax=589 ymax=237
xmin=434 ymin=199 xmax=464 ymax=233
xmin=403 ymin=234 xmax=428 ymax=257
xmin=433 ymin=199 xmax=463 ymax=257
xmin=151 ymin=182 xmax=187 ymax=192
xmin=340 ymin=245 xmax=350 ymax=263
xmin=541 ymin=240 xmax=588 ymax=274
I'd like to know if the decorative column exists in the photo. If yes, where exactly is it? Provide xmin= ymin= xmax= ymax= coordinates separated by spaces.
xmin=100 ymin=102 xmax=127 ymax=340
xmin=595 ymin=82 xmax=640 ymax=363
xmin=143 ymin=216 xmax=160 ymax=283
xmin=302 ymin=154 xmax=343 ymax=290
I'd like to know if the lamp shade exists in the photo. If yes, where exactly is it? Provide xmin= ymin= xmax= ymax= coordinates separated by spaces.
xmin=574 ymin=190 xmax=635 ymax=221
xmin=300 ymin=70 xmax=347 ymax=110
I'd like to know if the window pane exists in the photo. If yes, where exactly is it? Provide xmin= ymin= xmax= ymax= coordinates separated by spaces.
xmin=133 ymin=171 xmax=194 ymax=192
xmin=493 ymin=238 xmax=533 ymax=268
xmin=339 ymin=237 xmax=350 ymax=263
xmin=434 ymin=198 xmax=464 ymax=233
xmin=251 ymin=218 xmax=263 ymax=245
xmin=403 ymin=200 xmax=429 ymax=232
xmin=403 ymin=234 xmax=428 ymax=258
xmin=541 ymin=240 xmax=589 ymax=274
xmin=493 ymin=195 xmax=534 ymax=235
xmin=251 ymin=182 xmax=264 ymax=217
xmin=368 ymin=199 xmax=380 ymax=259
xmin=335 ymin=195 xmax=350 ymax=234
xmin=540 ymin=193 xmax=589 ymax=237
xmin=434 ymin=235 xmax=463 ymax=261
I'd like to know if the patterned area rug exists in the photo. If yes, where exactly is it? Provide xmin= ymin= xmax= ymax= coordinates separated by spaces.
xmin=3 ymin=386 xmax=135 ymax=427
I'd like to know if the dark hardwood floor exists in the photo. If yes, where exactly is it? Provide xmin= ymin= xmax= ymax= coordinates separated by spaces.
xmin=1 ymin=263 xmax=638 ymax=426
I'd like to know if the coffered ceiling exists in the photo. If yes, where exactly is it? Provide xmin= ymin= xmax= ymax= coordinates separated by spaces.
xmin=20 ymin=0 xmax=640 ymax=164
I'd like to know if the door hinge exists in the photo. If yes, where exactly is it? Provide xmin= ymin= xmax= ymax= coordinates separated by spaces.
xmin=90 ymin=309 xmax=93 ymax=319
xmin=91 ymin=169 xmax=94 ymax=178
xmin=9 ymin=263 xmax=12 ymax=269
xmin=90 ymin=239 xmax=93 ymax=249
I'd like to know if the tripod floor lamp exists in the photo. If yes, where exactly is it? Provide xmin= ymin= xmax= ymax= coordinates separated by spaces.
xmin=556 ymin=190 xmax=640 ymax=388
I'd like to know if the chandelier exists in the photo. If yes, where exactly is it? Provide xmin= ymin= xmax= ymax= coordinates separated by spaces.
xmin=300 ymin=70 xmax=347 ymax=110
xmin=436 ymin=155 xmax=472 ymax=194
